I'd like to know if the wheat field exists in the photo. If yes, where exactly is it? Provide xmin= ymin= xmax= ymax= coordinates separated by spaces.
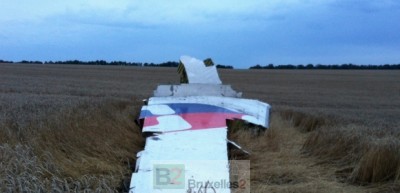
xmin=1 ymin=63 xmax=399 ymax=192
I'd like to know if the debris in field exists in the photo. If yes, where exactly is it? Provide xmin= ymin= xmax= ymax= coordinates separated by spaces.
xmin=129 ymin=56 xmax=270 ymax=193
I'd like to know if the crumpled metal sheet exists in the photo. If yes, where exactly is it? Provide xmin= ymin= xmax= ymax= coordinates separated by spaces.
xmin=179 ymin=55 xmax=222 ymax=84
xmin=129 ymin=56 xmax=270 ymax=193
xmin=153 ymin=84 xmax=242 ymax=98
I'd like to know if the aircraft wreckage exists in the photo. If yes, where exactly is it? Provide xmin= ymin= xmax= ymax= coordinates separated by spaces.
xmin=129 ymin=56 xmax=270 ymax=193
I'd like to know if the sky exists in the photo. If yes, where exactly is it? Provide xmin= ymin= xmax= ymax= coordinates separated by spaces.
xmin=0 ymin=0 xmax=399 ymax=68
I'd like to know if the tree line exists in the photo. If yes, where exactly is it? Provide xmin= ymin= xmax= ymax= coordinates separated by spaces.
xmin=0 ymin=59 xmax=234 ymax=69
xmin=0 ymin=59 xmax=143 ymax=66
xmin=2 ymin=59 xmax=399 ymax=69
xmin=250 ymin=63 xmax=400 ymax=70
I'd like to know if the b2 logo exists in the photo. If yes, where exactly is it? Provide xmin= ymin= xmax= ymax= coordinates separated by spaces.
xmin=153 ymin=164 xmax=185 ymax=189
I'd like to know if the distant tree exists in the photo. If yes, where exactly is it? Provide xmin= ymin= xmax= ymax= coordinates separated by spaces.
xmin=249 ymin=64 xmax=262 ymax=69
xmin=276 ymin=64 xmax=295 ymax=69
xmin=249 ymin=63 xmax=400 ymax=70
xmin=331 ymin=64 xmax=339 ymax=69
xmin=0 ymin=59 xmax=13 ymax=63
xmin=316 ymin=64 xmax=327 ymax=69
xmin=216 ymin=64 xmax=234 ymax=69
xmin=159 ymin=61 xmax=179 ymax=67
xmin=266 ymin=64 xmax=274 ymax=69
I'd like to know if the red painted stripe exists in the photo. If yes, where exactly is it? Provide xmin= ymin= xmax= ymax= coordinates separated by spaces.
xmin=180 ymin=113 xmax=243 ymax=130
xmin=143 ymin=113 xmax=244 ymax=132
xmin=144 ymin=117 xmax=159 ymax=127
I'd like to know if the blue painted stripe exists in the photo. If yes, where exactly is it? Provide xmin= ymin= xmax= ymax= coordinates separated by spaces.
xmin=139 ymin=109 xmax=154 ymax=118
xmin=139 ymin=103 xmax=239 ymax=118
xmin=167 ymin=103 xmax=238 ymax=114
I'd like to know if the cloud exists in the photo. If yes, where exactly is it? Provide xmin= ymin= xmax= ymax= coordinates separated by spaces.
xmin=1 ymin=0 xmax=319 ymax=27
xmin=1 ymin=0 xmax=399 ymax=67
xmin=329 ymin=0 xmax=400 ymax=13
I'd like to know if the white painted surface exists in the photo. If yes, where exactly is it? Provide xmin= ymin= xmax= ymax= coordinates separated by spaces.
xmin=142 ymin=105 xmax=175 ymax=115
xmin=180 ymin=56 xmax=222 ymax=84
xmin=130 ymin=128 xmax=231 ymax=193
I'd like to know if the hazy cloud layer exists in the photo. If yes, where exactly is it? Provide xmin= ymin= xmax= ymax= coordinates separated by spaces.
xmin=0 ymin=0 xmax=399 ymax=67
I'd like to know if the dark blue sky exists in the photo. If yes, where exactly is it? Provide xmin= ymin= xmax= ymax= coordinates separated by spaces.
xmin=1 ymin=0 xmax=399 ymax=68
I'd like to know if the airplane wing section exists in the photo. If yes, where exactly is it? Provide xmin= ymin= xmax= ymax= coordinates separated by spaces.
xmin=129 ymin=56 xmax=270 ymax=193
